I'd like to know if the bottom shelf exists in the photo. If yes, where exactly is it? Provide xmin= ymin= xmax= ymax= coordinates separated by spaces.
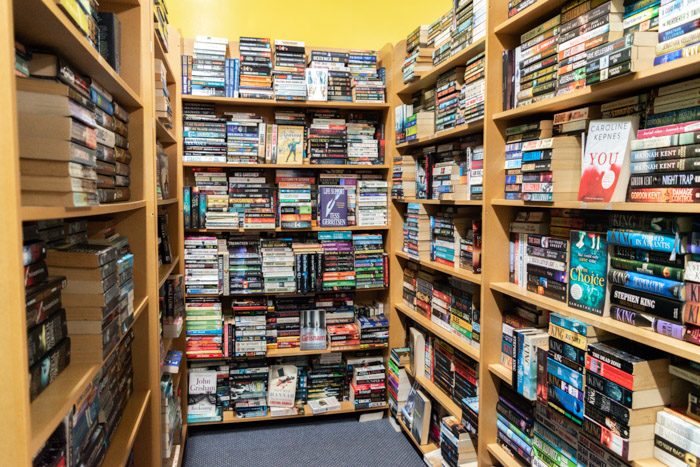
xmin=397 ymin=415 xmax=439 ymax=455
xmin=101 ymin=389 xmax=151 ymax=466
xmin=189 ymin=400 xmax=387 ymax=426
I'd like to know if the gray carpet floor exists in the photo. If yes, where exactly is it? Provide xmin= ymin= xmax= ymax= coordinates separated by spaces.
xmin=184 ymin=416 xmax=425 ymax=467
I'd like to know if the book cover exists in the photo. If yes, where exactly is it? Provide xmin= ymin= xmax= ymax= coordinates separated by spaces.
xmin=305 ymin=68 xmax=328 ymax=101
xmin=267 ymin=364 xmax=298 ymax=408
xmin=187 ymin=370 xmax=219 ymax=420
xmin=568 ymin=230 xmax=608 ymax=316
xmin=319 ymin=186 xmax=348 ymax=227
xmin=578 ymin=116 xmax=639 ymax=202
xmin=275 ymin=125 xmax=304 ymax=165
xmin=300 ymin=309 xmax=327 ymax=350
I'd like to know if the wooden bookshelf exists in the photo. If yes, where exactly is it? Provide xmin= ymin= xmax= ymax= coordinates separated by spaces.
xmin=395 ymin=303 xmax=479 ymax=362
xmin=21 ymin=200 xmax=148 ymax=222
xmin=487 ymin=443 xmax=523 ymax=467
xmin=395 ymin=119 xmax=484 ymax=149
xmin=487 ymin=363 xmax=512 ymax=386
xmin=185 ymin=225 xmax=391 ymax=233
xmin=182 ymin=162 xmax=390 ymax=170
xmin=158 ymin=197 xmax=179 ymax=206
xmin=182 ymin=94 xmax=390 ymax=110
xmin=405 ymin=365 xmax=462 ymax=419
xmin=493 ymin=0 xmax=568 ymax=36
xmin=491 ymin=198 xmax=700 ymax=214
xmin=393 ymin=198 xmax=483 ymax=206
xmin=157 ymin=119 xmax=177 ymax=144
xmin=154 ymin=28 xmax=177 ymax=86
xmin=394 ymin=250 xmax=482 ymax=285
xmin=101 ymin=390 xmax=152 ymax=466
xmin=397 ymin=416 xmax=440 ymax=454
xmin=159 ymin=256 xmax=181 ymax=288
xmin=266 ymin=343 xmax=388 ymax=358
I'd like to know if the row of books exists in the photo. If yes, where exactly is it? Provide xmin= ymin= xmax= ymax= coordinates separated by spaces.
xmin=184 ymin=295 xmax=387 ymax=359
xmin=155 ymin=58 xmax=173 ymax=130
xmin=503 ymin=0 xmax=698 ymax=110
xmin=509 ymin=209 xmax=700 ymax=347
xmin=402 ymin=0 xmax=486 ymax=83
xmin=402 ymin=264 xmax=481 ymax=349
xmin=504 ymin=75 xmax=700 ymax=203
xmin=16 ymin=67 xmax=132 ymax=207
xmin=186 ymin=352 xmax=386 ymax=422
xmin=181 ymin=36 xmax=385 ymax=102
xmin=184 ymin=169 xmax=388 ymax=229
xmin=396 ymin=53 xmax=486 ymax=143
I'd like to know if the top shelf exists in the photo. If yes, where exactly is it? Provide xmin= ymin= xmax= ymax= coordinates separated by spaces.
xmin=182 ymin=95 xmax=389 ymax=110
xmin=494 ymin=55 xmax=700 ymax=121
xmin=397 ymin=39 xmax=486 ymax=97
xmin=494 ymin=0 xmax=568 ymax=37
xmin=14 ymin=0 xmax=142 ymax=109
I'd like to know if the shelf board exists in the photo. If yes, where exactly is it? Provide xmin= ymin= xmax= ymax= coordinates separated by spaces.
xmin=183 ymin=162 xmax=389 ymax=170
xmin=397 ymin=415 xmax=439 ymax=454
xmin=397 ymin=39 xmax=486 ymax=96
xmin=189 ymin=400 xmax=387 ymax=426
xmin=488 ymin=363 xmax=512 ymax=386
xmin=21 ymin=200 xmax=147 ymax=222
xmin=159 ymin=256 xmax=180 ymax=288
xmin=633 ymin=459 xmax=669 ymax=467
xmin=182 ymin=95 xmax=390 ymax=110
xmin=186 ymin=225 xmax=390 ymax=233
xmin=157 ymin=197 xmax=179 ymax=206
xmin=266 ymin=343 xmax=388 ymax=358
xmin=185 ymin=286 xmax=386 ymax=300
xmin=494 ymin=0 xmax=568 ymax=37
xmin=487 ymin=443 xmax=523 ymax=467
xmin=156 ymin=119 xmax=177 ymax=144
xmin=393 ymin=198 xmax=483 ymax=206
xmin=154 ymin=30 xmax=177 ymax=86
xmin=494 ymin=55 xmax=700 ymax=121
xmin=491 ymin=198 xmax=700 ymax=213
xmin=405 ymin=365 xmax=461 ymax=419
xmin=490 ymin=282 xmax=700 ymax=364
xmin=395 ymin=119 xmax=484 ymax=149
xmin=101 ymin=390 xmax=151 ymax=466
xmin=14 ymin=0 xmax=141 ymax=109
xmin=30 ymin=362 xmax=101 ymax=454
xmin=395 ymin=250 xmax=482 ymax=285
xmin=395 ymin=303 xmax=479 ymax=362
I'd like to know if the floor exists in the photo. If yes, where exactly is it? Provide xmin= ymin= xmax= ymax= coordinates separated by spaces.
xmin=183 ymin=415 xmax=425 ymax=467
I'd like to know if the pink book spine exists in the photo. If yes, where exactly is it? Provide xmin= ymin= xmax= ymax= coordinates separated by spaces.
xmin=636 ymin=120 xmax=700 ymax=139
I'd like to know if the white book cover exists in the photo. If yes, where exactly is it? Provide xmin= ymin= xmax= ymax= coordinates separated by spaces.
xmin=306 ymin=68 xmax=329 ymax=101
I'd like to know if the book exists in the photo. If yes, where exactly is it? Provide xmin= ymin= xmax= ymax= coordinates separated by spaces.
xmin=300 ymin=309 xmax=327 ymax=350
xmin=568 ymin=230 xmax=608 ymax=316
xmin=267 ymin=364 xmax=298 ymax=408
xmin=305 ymin=68 xmax=329 ymax=101
xmin=275 ymin=125 xmax=304 ymax=165
xmin=319 ymin=186 xmax=348 ymax=227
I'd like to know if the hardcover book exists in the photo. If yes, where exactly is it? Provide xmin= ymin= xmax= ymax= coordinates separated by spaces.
xmin=300 ymin=309 xmax=327 ymax=350
xmin=275 ymin=125 xmax=304 ymax=165
xmin=188 ymin=370 xmax=220 ymax=422
xmin=319 ymin=186 xmax=348 ymax=227
xmin=578 ymin=116 xmax=639 ymax=202
xmin=568 ymin=230 xmax=608 ymax=316
xmin=267 ymin=364 xmax=298 ymax=408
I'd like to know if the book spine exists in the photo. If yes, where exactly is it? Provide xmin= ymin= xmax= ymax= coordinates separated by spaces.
xmin=585 ymin=354 xmax=634 ymax=390
xmin=585 ymin=387 xmax=635 ymax=426
xmin=608 ymin=267 xmax=685 ymax=299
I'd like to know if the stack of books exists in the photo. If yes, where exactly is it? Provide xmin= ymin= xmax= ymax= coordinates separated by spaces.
xmin=273 ymin=40 xmax=306 ymax=101
xmin=227 ymin=236 xmax=263 ymax=295
xmin=56 ymin=0 xmax=98 ymax=50
xmin=440 ymin=416 xmax=477 ymax=467
xmin=402 ymin=25 xmax=433 ymax=83
xmin=460 ymin=53 xmax=486 ymax=124
xmin=349 ymin=50 xmax=385 ymax=103
xmin=99 ymin=329 xmax=134 ymax=440
xmin=232 ymin=298 xmax=267 ymax=357
xmin=185 ymin=298 xmax=223 ymax=359
xmin=472 ymin=0 xmax=487 ymax=42
xmin=292 ymin=241 xmax=323 ymax=293
xmin=653 ymin=408 xmax=700 ymax=464
xmin=160 ymin=275 xmax=185 ymax=339
xmin=319 ymin=231 xmax=355 ymax=291
xmin=585 ymin=32 xmax=657 ymax=86
xmin=520 ymin=135 xmax=582 ymax=202
xmin=353 ymin=234 xmax=386 ymax=289
xmin=452 ymin=0 xmax=475 ymax=54
xmin=459 ymin=219 xmax=482 ymax=273
xmin=502 ymin=120 xmax=554 ymax=200
xmin=388 ymin=347 xmax=411 ymax=417
xmin=435 ymin=68 xmax=465 ymax=132
xmin=416 ymin=270 xmax=436 ymax=318
xmin=266 ymin=296 xmax=308 ymax=350
xmin=655 ymin=2 xmax=698 ymax=65
xmin=392 ymin=155 xmax=417 ymax=199
xmin=230 ymin=170 xmax=275 ymax=230
xmin=328 ymin=323 xmax=360 ymax=348
xmin=403 ymin=202 xmax=430 ymax=260
xmin=318 ymin=293 xmax=355 ymax=325
xmin=238 ymin=36 xmax=273 ymax=100
xmin=357 ymin=314 xmax=389 ymax=346
xmin=402 ymin=263 xmax=419 ymax=308
xmin=307 ymin=353 xmax=346 ymax=401
xmin=448 ymin=277 xmax=480 ymax=346
xmin=308 ymin=113 xmax=347 ymax=164
xmin=230 ymin=359 xmax=269 ymax=418
xmin=309 ymin=50 xmax=352 ymax=102
xmin=184 ymin=235 xmax=220 ymax=295
xmin=226 ymin=113 xmax=264 ymax=164
xmin=431 ymin=11 xmax=454 ymax=65
xmin=261 ymin=238 xmax=295 ymax=293
xmin=431 ymin=142 xmax=467 ymax=200
xmin=430 ymin=207 xmax=471 ymax=267
xmin=349 ymin=357 xmax=386 ymax=409
xmin=182 ymin=102 xmax=227 ymax=163
xmin=357 ymin=179 xmax=388 ymax=226
xmin=154 ymin=58 xmax=172 ymax=129
xmin=190 ymin=36 xmax=228 ymax=97
xmin=496 ymin=385 xmax=535 ymax=464
xmin=276 ymin=169 xmax=314 ymax=229
xmin=346 ymin=120 xmax=379 ymax=165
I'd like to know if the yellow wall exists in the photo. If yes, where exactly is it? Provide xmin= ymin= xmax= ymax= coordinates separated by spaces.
xmin=169 ymin=0 xmax=452 ymax=50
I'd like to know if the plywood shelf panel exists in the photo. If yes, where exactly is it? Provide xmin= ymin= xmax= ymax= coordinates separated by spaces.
xmin=21 ymin=200 xmax=147 ymax=222
xmin=395 ymin=119 xmax=484 ymax=149
xmin=491 ymin=198 xmax=700 ymax=213
xmin=394 ymin=250 xmax=482 ymax=285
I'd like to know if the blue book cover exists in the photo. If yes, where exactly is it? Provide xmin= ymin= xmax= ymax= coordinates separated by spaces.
xmin=607 ymin=229 xmax=685 ymax=254
xmin=568 ymin=230 xmax=608 ymax=316
xmin=608 ymin=267 xmax=685 ymax=300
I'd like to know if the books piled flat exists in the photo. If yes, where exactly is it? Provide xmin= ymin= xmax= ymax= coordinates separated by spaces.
xmin=317 ymin=293 xmax=355 ymax=325
xmin=357 ymin=179 xmax=388 ymax=226
xmin=450 ymin=277 xmax=480 ymax=346
xmin=431 ymin=11 xmax=454 ymax=66
xmin=192 ymin=169 xmax=228 ymax=229
xmin=388 ymin=348 xmax=411 ymax=417
xmin=273 ymin=40 xmax=306 ymax=101
xmin=503 ymin=120 xmax=553 ymax=200
xmin=472 ymin=0 xmax=487 ymax=42
xmin=238 ymin=36 xmax=273 ymax=100
xmin=17 ymin=78 xmax=98 ymax=207
xmin=496 ymin=385 xmax=535 ymax=464
xmin=452 ymin=0 xmax=474 ymax=55
xmin=655 ymin=1 xmax=699 ymax=65
xmin=319 ymin=231 xmax=355 ymax=291
xmin=184 ymin=236 xmax=220 ymax=295
xmin=416 ymin=270 xmax=436 ymax=318
xmin=185 ymin=298 xmax=223 ymax=359
xmin=308 ymin=113 xmax=347 ymax=164
xmin=520 ymin=135 xmax=582 ymax=202
xmin=585 ymin=32 xmax=657 ymax=86
xmin=292 ymin=241 xmax=324 ymax=293
xmin=230 ymin=359 xmax=269 ymax=418
xmin=393 ymin=155 xmax=417 ymax=200
xmin=435 ymin=67 xmax=465 ymax=132
xmin=276 ymin=169 xmax=315 ymax=229
xmin=460 ymin=53 xmax=486 ymax=125
xmin=227 ymin=236 xmax=263 ymax=295
xmin=357 ymin=314 xmax=389 ymax=346
xmin=232 ymin=298 xmax=267 ymax=357
xmin=432 ymin=142 xmax=468 ymax=200
xmin=431 ymin=207 xmax=471 ymax=267
xmin=349 ymin=357 xmax=386 ymax=409
xmin=440 ymin=416 xmax=477 ymax=467
xmin=328 ymin=323 xmax=360 ymax=348
xmin=183 ymin=102 xmax=227 ymax=163
xmin=190 ymin=36 xmax=227 ymax=97
xmin=349 ymin=50 xmax=385 ymax=103
xmin=267 ymin=296 xmax=309 ymax=350
xmin=466 ymin=136 xmax=484 ymax=200
xmin=402 ymin=263 xmax=419 ymax=309
xmin=229 ymin=170 xmax=275 ymax=230
xmin=346 ymin=120 xmax=379 ymax=165
xmin=99 ymin=329 xmax=134 ymax=440
xmin=309 ymin=50 xmax=351 ymax=102
xmin=460 ymin=219 xmax=482 ymax=273
xmin=453 ymin=352 xmax=479 ymax=429
xmin=509 ymin=210 xmax=549 ymax=287
xmin=402 ymin=25 xmax=433 ymax=83
xmin=353 ymin=234 xmax=386 ymax=289
xmin=628 ymin=79 xmax=700 ymax=203
xmin=552 ymin=105 xmax=600 ymax=136
xmin=517 ymin=15 xmax=560 ymax=106
xmin=307 ymin=353 xmax=346 ymax=401
xmin=432 ymin=339 xmax=456 ymax=398
xmin=226 ymin=113 xmax=264 ymax=164
xmin=155 ymin=58 xmax=172 ymax=128
xmin=653 ymin=408 xmax=700 ymax=465
xmin=403 ymin=202 xmax=430 ymax=260
xmin=261 ymin=238 xmax=295 ymax=293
